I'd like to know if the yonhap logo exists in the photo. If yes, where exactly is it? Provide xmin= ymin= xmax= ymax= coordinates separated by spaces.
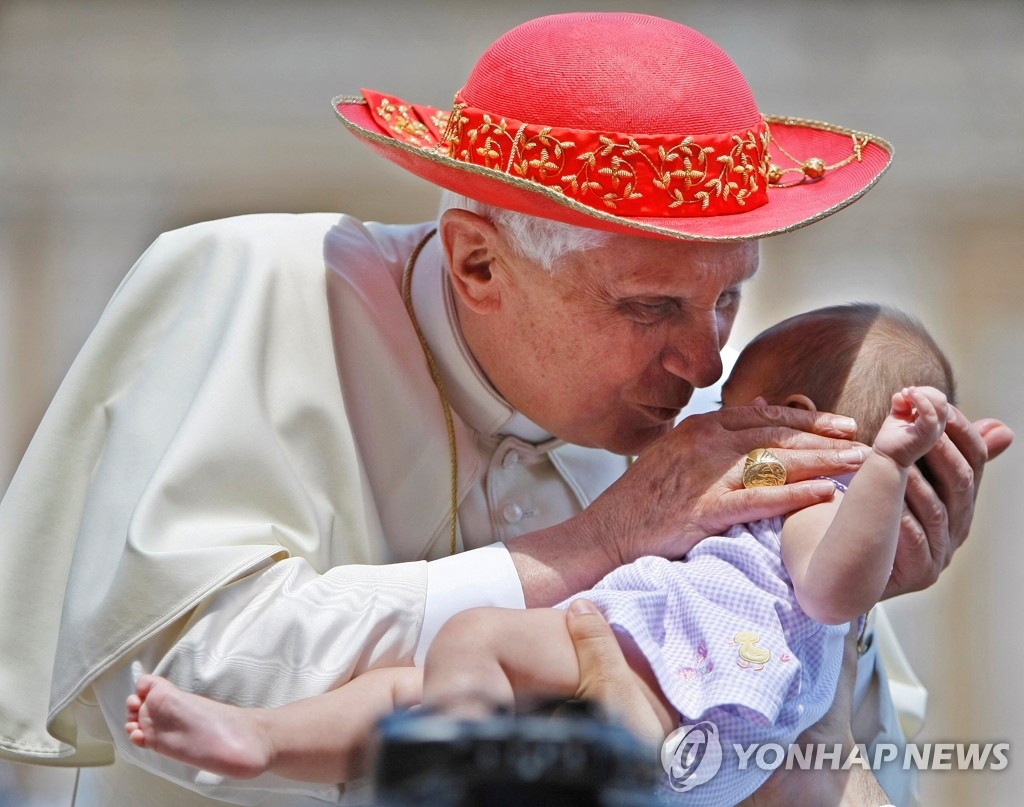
xmin=661 ymin=720 xmax=723 ymax=791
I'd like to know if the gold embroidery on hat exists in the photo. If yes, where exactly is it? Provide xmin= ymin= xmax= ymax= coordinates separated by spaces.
xmin=431 ymin=109 xmax=451 ymax=138
xmin=442 ymin=97 xmax=772 ymax=215
xmin=563 ymin=129 xmax=770 ymax=211
xmin=374 ymin=97 xmax=433 ymax=145
xmin=513 ymin=129 xmax=576 ymax=183
xmin=440 ymin=99 xmax=468 ymax=155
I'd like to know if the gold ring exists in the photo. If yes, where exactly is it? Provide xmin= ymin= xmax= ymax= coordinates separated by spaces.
xmin=742 ymin=448 xmax=787 ymax=488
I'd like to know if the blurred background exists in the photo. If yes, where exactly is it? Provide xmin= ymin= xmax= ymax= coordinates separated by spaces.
xmin=1 ymin=1 xmax=1021 ymax=804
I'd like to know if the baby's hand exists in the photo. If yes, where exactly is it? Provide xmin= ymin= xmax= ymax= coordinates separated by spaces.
xmin=872 ymin=386 xmax=948 ymax=468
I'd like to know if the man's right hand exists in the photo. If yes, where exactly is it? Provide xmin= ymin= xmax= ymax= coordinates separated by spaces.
xmin=509 ymin=403 xmax=863 ymax=607
xmin=584 ymin=403 xmax=865 ymax=567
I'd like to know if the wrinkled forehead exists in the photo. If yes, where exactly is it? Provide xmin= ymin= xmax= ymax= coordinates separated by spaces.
xmin=585 ymin=233 xmax=760 ymax=291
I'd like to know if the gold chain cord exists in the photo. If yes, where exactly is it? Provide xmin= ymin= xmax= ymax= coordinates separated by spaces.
xmin=766 ymin=121 xmax=868 ymax=187
xmin=401 ymin=228 xmax=459 ymax=555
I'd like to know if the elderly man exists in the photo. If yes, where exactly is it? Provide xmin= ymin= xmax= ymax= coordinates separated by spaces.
xmin=0 ymin=11 xmax=1011 ymax=807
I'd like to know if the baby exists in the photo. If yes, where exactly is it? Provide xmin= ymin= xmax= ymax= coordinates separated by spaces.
xmin=125 ymin=302 xmax=954 ymax=803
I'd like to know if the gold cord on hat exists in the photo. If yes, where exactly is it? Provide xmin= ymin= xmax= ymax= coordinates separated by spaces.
xmin=766 ymin=120 xmax=869 ymax=187
xmin=401 ymin=228 xmax=459 ymax=556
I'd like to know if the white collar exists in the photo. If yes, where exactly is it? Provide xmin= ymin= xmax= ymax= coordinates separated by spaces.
xmin=410 ymin=231 xmax=554 ymax=444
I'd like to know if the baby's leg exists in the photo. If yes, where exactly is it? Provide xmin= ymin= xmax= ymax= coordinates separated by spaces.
xmin=422 ymin=607 xmax=583 ymax=715
xmin=423 ymin=605 xmax=677 ymax=742
xmin=126 ymin=667 xmax=423 ymax=783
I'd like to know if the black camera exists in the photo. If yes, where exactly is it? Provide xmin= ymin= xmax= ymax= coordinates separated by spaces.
xmin=373 ymin=701 xmax=661 ymax=806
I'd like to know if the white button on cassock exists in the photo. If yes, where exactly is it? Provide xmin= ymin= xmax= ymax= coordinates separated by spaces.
xmin=502 ymin=503 xmax=524 ymax=523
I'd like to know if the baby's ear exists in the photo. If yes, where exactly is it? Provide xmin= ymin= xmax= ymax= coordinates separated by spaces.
xmin=783 ymin=393 xmax=817 ymax=412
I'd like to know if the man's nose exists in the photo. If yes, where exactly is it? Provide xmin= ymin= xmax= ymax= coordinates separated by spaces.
xmin=660 ymin=319 xmax=724 ymax=388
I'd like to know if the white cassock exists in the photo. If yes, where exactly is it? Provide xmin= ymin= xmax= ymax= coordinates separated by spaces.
xmin=0 ymin=214 xmax=924 ymax=805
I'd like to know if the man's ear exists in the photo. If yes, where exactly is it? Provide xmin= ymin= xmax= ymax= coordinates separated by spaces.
xmin=439 ymin=208 xmax=503 ymax=314
xmin=783 ymin=393 xmax=818 ymax=412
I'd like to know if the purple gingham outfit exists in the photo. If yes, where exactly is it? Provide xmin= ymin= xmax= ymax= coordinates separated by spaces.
xmin=559 ymin=509 xmax=850 ymax=804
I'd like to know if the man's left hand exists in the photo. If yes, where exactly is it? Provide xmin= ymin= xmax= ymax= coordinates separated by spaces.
xmin=884 ymin=410 xmax=1013 ymax=598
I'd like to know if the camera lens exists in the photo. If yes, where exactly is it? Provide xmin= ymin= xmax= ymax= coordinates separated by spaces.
xmin=374 ymin=702 xmax=659 ymax=806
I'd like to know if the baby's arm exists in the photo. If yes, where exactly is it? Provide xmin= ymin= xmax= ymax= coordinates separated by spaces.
xmin=422 ymin=606 xmax=676 ymax=740
xmin=782 ymin=386 xmax=948 ymax=624
xmin=125 ymin=666 xmax=422 ymax=784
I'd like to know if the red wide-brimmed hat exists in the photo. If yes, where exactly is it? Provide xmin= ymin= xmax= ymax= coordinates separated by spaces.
xmin=334 ymin=12 xmax=892 ymax=242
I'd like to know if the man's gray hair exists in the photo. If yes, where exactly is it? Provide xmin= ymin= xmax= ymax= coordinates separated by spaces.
xmin=437 ymin=190 xmax=612 ymax=273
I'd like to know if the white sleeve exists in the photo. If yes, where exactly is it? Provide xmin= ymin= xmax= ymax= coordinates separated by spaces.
xmin=414 ymin=542 xmax=526 ymax=665
xmin=86 ymin=557 xmax=426 ymax=803
xmin=158 ymin=557 xmax=427 ymax=705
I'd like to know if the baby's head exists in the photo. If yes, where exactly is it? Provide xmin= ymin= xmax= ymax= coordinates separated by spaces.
xmin=722 ymin=303 xmax=956 ymax=444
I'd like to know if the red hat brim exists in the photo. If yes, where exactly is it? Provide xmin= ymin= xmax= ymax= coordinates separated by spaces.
xmin=334 ymin=96 xmax=892 ymax=243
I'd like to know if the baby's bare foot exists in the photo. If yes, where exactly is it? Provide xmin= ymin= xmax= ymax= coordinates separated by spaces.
xmin=125 ymin=674 xmax=274 ymax=779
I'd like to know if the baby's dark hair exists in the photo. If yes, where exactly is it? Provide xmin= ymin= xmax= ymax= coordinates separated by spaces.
xmin=738 ymin=303 xmax=956 ymax=444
